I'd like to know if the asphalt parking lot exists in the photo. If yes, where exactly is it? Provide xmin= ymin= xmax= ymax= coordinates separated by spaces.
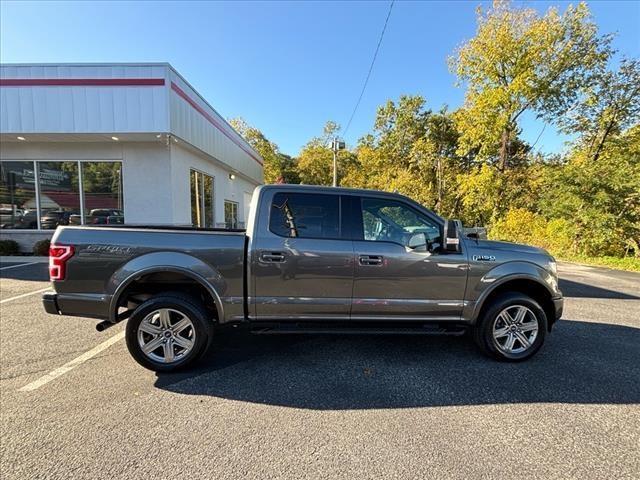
xmin=0 ymin=260 xmax=638 ymax=479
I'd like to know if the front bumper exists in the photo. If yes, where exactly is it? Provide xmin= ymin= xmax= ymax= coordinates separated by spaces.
xmin=42 ymin=291 xmax=60 ymax=315
xmin=553 ymin=295 xmax=563 ymax=320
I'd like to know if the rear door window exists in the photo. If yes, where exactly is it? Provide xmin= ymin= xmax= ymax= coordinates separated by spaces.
xmin=270 ymin=192 xmax=340 ymax=239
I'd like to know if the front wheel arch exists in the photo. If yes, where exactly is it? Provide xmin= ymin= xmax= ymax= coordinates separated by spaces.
xmin=472 ymin=277 xmax=556 ymax=331
xmin=472 ymin=291 xmax=548 ymax=361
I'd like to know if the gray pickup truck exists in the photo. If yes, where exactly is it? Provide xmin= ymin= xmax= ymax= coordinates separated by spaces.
xmin=43 ymin=185 xmax=562 ymax=371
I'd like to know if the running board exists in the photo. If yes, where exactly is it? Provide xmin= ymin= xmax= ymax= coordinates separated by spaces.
xmin=250 ymin=324 xmax=467 ymax=336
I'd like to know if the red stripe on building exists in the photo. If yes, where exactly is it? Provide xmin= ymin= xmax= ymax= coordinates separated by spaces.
xmin=0 ymin=78 xmax=165 ymax=86
xmin=170 ymin=82 xmax=263 ymax=166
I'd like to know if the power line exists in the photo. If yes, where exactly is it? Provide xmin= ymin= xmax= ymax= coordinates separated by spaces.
xmin=342 ymin=0 xmax=395 ymax=138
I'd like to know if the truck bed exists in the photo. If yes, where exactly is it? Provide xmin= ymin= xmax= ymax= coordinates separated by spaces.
xmin=48 ymin=225 xmax=247 ymax=323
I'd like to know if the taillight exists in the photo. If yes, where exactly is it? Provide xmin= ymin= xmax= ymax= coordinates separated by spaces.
xmin=49 ymin=244 xmax=74 ymax=281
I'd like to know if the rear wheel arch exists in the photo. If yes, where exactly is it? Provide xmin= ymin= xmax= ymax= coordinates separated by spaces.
xmin=473 ymin=277 xmax=556 ymax=331
xmin=110 ymin=266 xmax=223 ymax=324
xmin=125 ymin=292 xmax=212 ymax=371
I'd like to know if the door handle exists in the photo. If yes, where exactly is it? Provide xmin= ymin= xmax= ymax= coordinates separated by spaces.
xmin=359 ymin=255 xmax=383 ymax=266
xmin=260 ymin=252 xmax=286 ymax=263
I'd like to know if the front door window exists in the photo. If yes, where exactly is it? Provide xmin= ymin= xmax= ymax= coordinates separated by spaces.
xmin=360 ymin=197 xmax=441 ymax=248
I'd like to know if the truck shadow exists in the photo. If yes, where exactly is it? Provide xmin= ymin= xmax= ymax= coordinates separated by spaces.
xmin=154 ymin=319 xmax=640 ymax=409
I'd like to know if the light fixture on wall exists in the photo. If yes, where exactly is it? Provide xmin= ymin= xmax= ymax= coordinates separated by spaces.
xmin=17 ymin=136 xmax=26 ymax=141
xmin=111 ymin=136 xmax=119 ymax=141
xmin=228 ymin=173 xmax=236 ymax=180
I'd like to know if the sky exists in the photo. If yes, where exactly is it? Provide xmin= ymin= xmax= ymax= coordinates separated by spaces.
xmin=1 ymin=0 xmax=639 ymax=157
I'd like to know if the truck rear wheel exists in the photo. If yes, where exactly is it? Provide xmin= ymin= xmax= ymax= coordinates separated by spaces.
xmin=125 ymin=293 xmax=212 ymax=372
xmin=472 ymin=292 xmax=547 ymax=361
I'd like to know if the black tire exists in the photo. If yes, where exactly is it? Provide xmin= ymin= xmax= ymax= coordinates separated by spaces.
xmin=472 ymin=292 xmax=547 ymax=361
xmin=125 ymin=292 xmax=213 ymax=372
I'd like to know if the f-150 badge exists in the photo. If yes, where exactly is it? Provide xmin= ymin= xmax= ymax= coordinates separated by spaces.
xmin=472 ymin=255 xmax=496 ymax=262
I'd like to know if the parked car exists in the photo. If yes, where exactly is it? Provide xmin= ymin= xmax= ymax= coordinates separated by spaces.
xmin=42 ymin=185 xmax=562 ymax=371
xmin=40 ymin=210 xmax=74 ymax=229
xmin=69 ymin=209 xmax=124 ymax=226
xmin=0 ymin=207 xmax=18 ymax=228
xmin=86 ymin=209 xmax=124 ymax=225
xmin=1 ymin=208 xmax=37 ymax=229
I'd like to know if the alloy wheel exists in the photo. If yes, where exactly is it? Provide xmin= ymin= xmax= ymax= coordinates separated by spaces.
xmin=136 ymin=308 xmax=196 ymax=363
xmin=492 ymin=305 xmax=539 ymax=354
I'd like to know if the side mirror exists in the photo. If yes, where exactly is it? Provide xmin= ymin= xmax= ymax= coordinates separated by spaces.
xmin=444 ymin=219 xmax=461 ymax=253
xmin=408 ymin=232 xmax=428 ymax=252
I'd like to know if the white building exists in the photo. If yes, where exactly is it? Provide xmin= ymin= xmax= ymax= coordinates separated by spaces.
xmin=0 ymin=63 xmax=263 ymax=251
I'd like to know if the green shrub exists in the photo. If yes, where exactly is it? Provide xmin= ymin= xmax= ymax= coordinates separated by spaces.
xmin=542 ymin=218 xmax=577 ymax=254
xmin=0 ymin=239 xmax=20 ymax=256
xmin=489 ymin=208 xmax=576 ymax=254
xmin=32 ymin=239 xmax=51 ymax=256
xmin=489 ymin=209 xmax=547 ymax=246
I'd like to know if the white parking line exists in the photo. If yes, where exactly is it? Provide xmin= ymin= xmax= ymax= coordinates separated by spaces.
xmin=19 ymin=331 xmax=125 ymax=392
xmin=0 ymin=287 xmax=51 ymax=304
xmin=0 ymin=262 xmax=38 ymax=271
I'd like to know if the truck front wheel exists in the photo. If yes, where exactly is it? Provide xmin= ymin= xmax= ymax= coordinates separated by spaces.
xmin=125 ymin=293 xmax=212 ymax=372
xmin=472 ymin=292 xmax=547 ymax=361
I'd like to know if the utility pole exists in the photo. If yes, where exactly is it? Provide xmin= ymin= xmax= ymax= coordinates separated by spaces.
xmin=330 ymin=137 xmax=345 ymax=187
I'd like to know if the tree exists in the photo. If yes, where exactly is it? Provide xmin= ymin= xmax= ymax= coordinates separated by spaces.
xmin=534 ymin=60 xmax=640 ymax=256
xmin=425 ymin=108 xmax=462 ymax=214
xmin=559 ymin=58 xmax=640 ymax=163
xmin=296 ymin=121 xmax=356 ymax=185
xmin=296 ymin=143 xmax=334 ymax=185
xmin=541 ymin=125 xmax=640 ymax=257
xmin=275 ymin=153 xmax=300 ymax=184
xmin=343 ymin=97 xmax=434 ymax=206
xmin=229 ymin=118 xmax=284 ymax=184
xmin=451 ymin=1 xmax=611 ymax=171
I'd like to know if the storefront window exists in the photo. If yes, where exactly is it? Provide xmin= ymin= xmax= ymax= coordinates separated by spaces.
xmin=37 ymin=162 xmax=80 ymax=229
xmin=190 ymin=170 xmax=201 ymax=227
xmin=190 ymin=169 xmax=214 ymax=227
xmin=203 ymin=175 xmax=214 ymax=228
xmin=0 ymin=160 xmax=123 ymax=229
xmin=81 ymin=162 xmax=124 ymax=225
xmin=224 ymin=200 xmax=238 ymax=229
xmin=0 ymin=161 xmax=37 ymax=229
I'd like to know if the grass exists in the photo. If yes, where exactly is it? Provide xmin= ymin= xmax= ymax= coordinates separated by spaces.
xmin=556 ymin=254 xmax=640 ymax=272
